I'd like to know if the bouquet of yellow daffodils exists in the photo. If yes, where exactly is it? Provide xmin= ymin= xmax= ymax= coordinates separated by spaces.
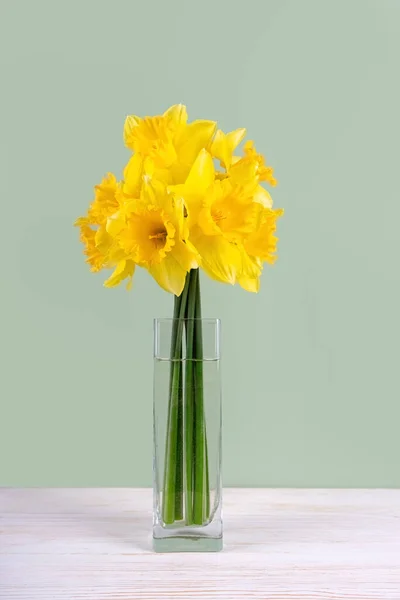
xmin=75 ymin=104 xmax=283 ymax=528
xmin=75 ymin=104 xmax=282 ymax=293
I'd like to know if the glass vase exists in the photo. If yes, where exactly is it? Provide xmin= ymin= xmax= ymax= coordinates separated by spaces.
xmin=153 ymin=315 xmax=222 ymax=552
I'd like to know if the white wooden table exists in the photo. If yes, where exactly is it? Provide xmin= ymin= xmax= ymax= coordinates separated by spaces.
xmin=1 ymin=489 xmax=399 ymax=599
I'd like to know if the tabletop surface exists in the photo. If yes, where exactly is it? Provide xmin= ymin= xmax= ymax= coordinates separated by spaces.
xmin=1 ymin=488 xmax=400 ymax=599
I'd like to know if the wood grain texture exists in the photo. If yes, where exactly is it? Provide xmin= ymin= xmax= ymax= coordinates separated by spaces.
xmin=1 ymin=488 xmax=399 ymax=599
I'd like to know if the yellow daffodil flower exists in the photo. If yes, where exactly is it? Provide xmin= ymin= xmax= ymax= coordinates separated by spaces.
xmin=74 ymin=173 xmax=136 ymax=289
xmin=174 ymin=149 xmax=263 ymax=288
xmin=75 ymin=173 xmax=123 ymax=268
xmin=124 ymin=104 xmax=216 ymax=185
xmin=210 ymin=129 xmax=276 ymax=208
xmin=107 ymin=176 xmax=199 ymax=295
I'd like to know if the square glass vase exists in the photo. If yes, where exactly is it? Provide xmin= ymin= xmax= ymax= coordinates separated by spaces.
xmin=153 ymin=317 xmax=222 ymax=552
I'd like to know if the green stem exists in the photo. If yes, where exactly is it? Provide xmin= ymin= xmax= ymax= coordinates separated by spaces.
xmin=184 ymin=269 xmax=197 ymax=525
xmin=167 ymin=294 xmax=184 ymax=520
xmin=193 ymin=269 xmax=210 ymax=524
xmin=162 ymin=276 xmax=189 ymax=525
xmin=174 ymin=341 xmax=184 ymax=520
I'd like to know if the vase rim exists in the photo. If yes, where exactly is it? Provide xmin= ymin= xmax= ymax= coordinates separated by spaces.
xmin=154 ymin=317 xmax=221 ymax=324
xmin=154 ymin=318 xmax=221 ymax=360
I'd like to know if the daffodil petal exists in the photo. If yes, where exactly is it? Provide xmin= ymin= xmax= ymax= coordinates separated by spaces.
xmin=239 ymin=251 xmax=262 ymax=281
xmin=95 ymin=226 xmax=112 ymax=252
xmin=210 ymin=128 xmax=246 ymax=169
xmin=123 ymin=115 xmax=141 ymax=150
xmin=169 ymin=188 xmax=202 ymax=229
xmin=172 ymin=239 xmax=200 ymax=272
xmin=253 ymin=185 xmax=273 ymax=208
xmin=106 ymin=211 xmax=125 ymax=236
xmin=163 ymin=104 xmax=188 ymax=125
xmin=191 ymin=228 xmax=237 ymax=285
xmin=104 ymin=260 xmax=135 ymax=288
xmin=148 ymin=254 xmax=187 ymax=295
xmin=197 ymin=204 xmax=221 ymax=236
xmin=74 ymin=216 xmax=88 ymax=227
xmin=184 ymin=149 xmax=214 ymax=193
xmin=238 ymin=275 xmax=260 ymax=293
xmin=176 ymin=120 xmax=217 ymax=165
xmin=123 ymin=154 xmax=143 ymax=197
xmin=229 ymin=159 xmax=258 ymax=186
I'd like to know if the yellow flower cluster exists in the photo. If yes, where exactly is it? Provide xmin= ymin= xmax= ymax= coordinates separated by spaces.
xmin=75 ymin=104 xmax=283 ymax=295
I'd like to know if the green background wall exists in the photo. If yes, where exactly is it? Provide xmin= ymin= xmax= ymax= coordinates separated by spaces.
xmin=1 ymin=0 xmax=399 ymax=487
